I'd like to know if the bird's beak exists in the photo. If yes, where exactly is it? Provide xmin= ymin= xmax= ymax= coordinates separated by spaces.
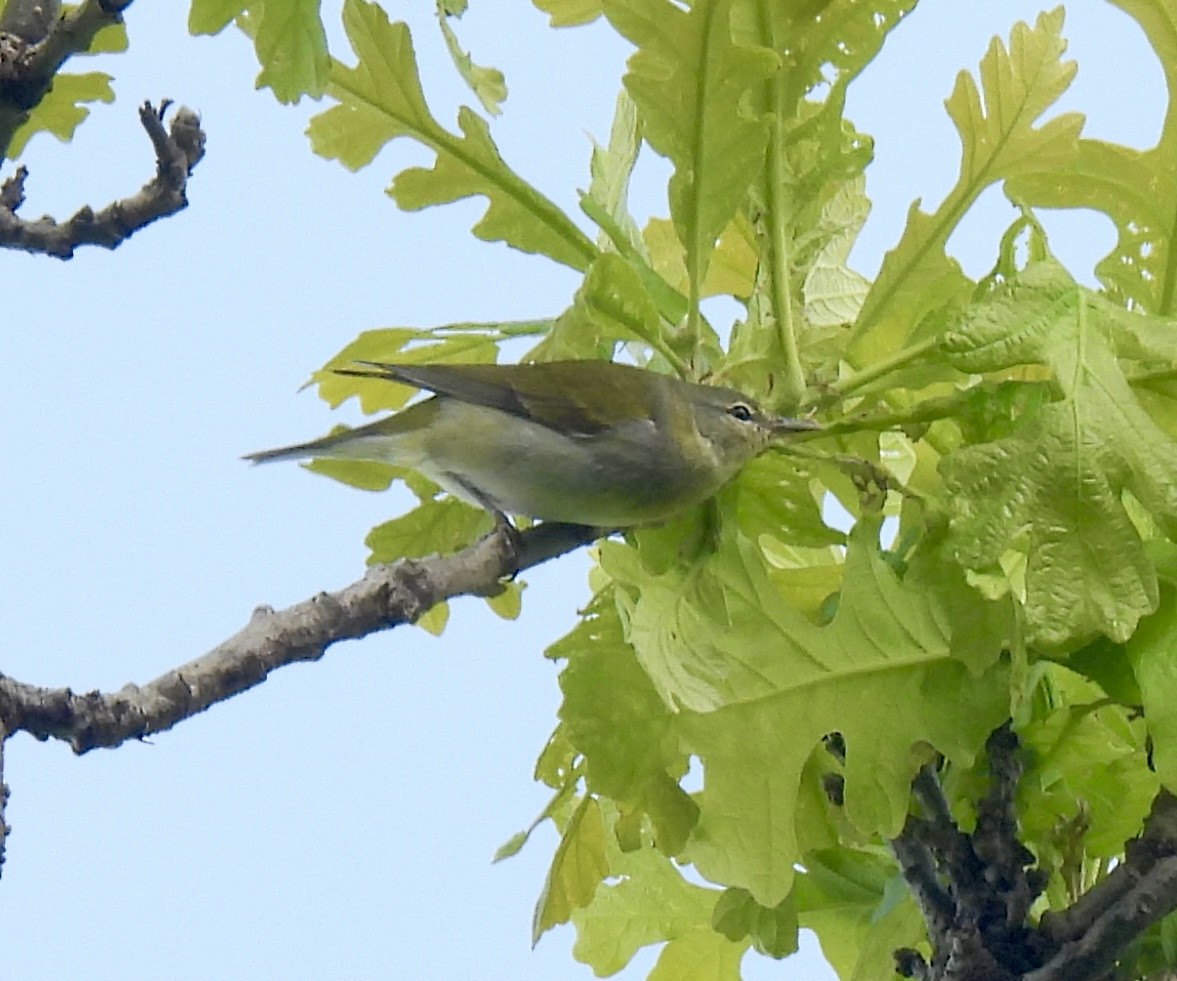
xmin=770 ymin=416 xmax=821 ymax=433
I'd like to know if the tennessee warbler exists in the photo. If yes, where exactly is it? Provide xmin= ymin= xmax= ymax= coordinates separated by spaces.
xmin=246 ymin=360 xmax=817 ymax=529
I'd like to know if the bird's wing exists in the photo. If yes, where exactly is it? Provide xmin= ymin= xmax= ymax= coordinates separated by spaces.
xmin=336 ymin=361 xmax=644 ymax=436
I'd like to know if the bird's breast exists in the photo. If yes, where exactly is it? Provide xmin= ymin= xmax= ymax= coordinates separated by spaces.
xmin=416 ymin=400 xmax=716 ymax=525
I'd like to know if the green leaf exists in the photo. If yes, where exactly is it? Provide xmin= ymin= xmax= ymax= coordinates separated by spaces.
xmin=493 ymin=831 xmax=529 ymax=863
xmin=309 ymin=0 xmax=596 ymax=270
xmin=555 ymin=596 xmax=681 ymax=801
xmin=366 ymin=498 xmax=492 ymax=564
xmin=639 ymin=771 xmax=699 ymax=857
xmin=533 ymin=0 xmax=602 ymax=26
xmin=539 ymin=259 xmax=680 ymax=360
xmin=534 ymin=725 xmax=577 ymax=788
xmin=735 ymin=0 xmax=916 ymax=111
xmin=802 ymin=176 xmax=872 ymax=329
xmin=533 ymin=796 xmax=610 ymax=944
xmin=604 ymin=0 xmax=777 ymax=295
xmin=574 ymin=252 xmax=667 ymax=354
xmin=901 ymin=516 xmax=1015 ymax=678
xmin=485 ymin=580 xmax=524 ymax=620
xmin=310 ymin=0 xmax=443 ymax=170
xmin=1129 ymin=584 xmax=1177 ymax=792
xmin=313 ymin=325 xmax=503 ymax=412
xmin=944 ymin=8 xmax=1082 ymax=184
xmin=849 ymin=8 xmax=1082 ymax=363
xmin=941 ymin=260 xmax=1177 ymax=646
xmin=583 ymin=205 xmax=697 ymax=341
xmin=1066 ymin=637 xmax=1143 ymax=705
xmin=86 ymin=21 xmax=128 ymax=53
xmin=9 ymin=72 xmax=113 ymax=157
xmin=1004 ymin=1 xmax=1177 ymax=311
xmin=553 ymin=598 xmax=702 ymax=854
xmin=731 ymin=0 xmax=910 ymax=401
xmin=436 ymin=4 xmax=508 ymax=116
xmin=1017 ymin=685 xmax=1156 ymax=860
xmin=846 ymin=202 xmax=973 ymax=366
xmin=712 ymin=887 xmax=755 ymax=942
xmin=415 ymin=601 xmax=449 ymax=636
xmin=571 ymin=842 xmax=734 ymax=974
xmin=536 ymin=0 xmax=607 ymax=25
xmin=647 ymin=926 xmax=746 ymax=980
xmin=712 ymin=887 xmax=798 ymax=959
xmin=603 ymin=519 xmax=1009 ymax=906
xmin=1008 ymin=141 xmax=1167 ymax=312
xmin=524 ymin=303 xmax=616 ymax=362
xmin=642 ymin=213 xmax=765 ymax=314
xmin=792 ymin=850 xmax=929 ymax=981
xmin=189 ymin=0 xmax=247 ymax=34
xmin=848 ymin=897 xmax=927 ymax=981
xmin=391 ymin=107 xmax=595 ymax=267
xmin=305 ymin=456 xmax=400 ymax=492
xmin=254 ymin=0 xmax=330 ymax=102
xmin=718 ymin=453 xmax=844 ymax=550
xmin=584 ymin=90 xmax=644 ymax=254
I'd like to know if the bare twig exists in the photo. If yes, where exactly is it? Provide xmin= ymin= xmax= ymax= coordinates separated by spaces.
xmin=0 ymin=100 xmax=205 ymax=257
xmin=1026 ymin=854 xmax=1177 ymax=981
xmin=974 ymin=724 xmax=1042 ymax=927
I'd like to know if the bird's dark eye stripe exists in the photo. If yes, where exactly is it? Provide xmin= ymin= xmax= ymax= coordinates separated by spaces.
xmin=727 ymin=402 xmax=754 ymax=422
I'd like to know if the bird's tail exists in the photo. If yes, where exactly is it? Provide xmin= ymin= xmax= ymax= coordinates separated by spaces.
xmin=242 ymin=441 xmax=318 ymax=464
xmin=243 ymin=426 xmax=373 ymax=465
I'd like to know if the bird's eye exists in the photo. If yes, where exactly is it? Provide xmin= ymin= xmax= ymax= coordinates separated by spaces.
xmin=727 ymin=402 xmax=755 ymax=422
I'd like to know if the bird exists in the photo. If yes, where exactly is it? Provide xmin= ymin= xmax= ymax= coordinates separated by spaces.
xmin=245 ymin=359 xmax=818 ymax=530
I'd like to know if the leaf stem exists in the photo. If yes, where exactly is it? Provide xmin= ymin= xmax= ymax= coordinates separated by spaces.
xmin=819 ymin=336 xmax=941 ymax=403
xmin=579 ymin=192 xmax=690 ymax=326
xmin=764 ymin=114 xmax=806 ymax=406
xmin=591 ymin=284 xmax=691 ymax=378
xmin=326 ymin=31 xmax=599 ymax=275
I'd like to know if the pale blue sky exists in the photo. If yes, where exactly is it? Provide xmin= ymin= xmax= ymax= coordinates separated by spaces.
xmin=0 ymin=3 xmax=1158 ymax=979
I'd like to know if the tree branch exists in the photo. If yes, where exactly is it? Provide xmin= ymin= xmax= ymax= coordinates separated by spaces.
xmin=0 ymin=0 xmax=62 ymax=43
xmin=0 ymin=99 xmax=205 ymax=257
xmin=0 ymin=522 xmax=602 ymax=756
xmin=973 ymin=724 xmax=1042 ymax=928
xmin=891 ymin=727 xmax=1046 ymax=979
xmin=892 ymin=816 xmax=957 ymax=947
xmin=911 ymin=763 xmax=987 ymax=911
xmin=888 ymin=725 xmax=1177 ymax=981
xmin=1029 ymin=792 xmax=1177 ymax=981
xmin=0 ymin=0 xmax=132 ymax=159
xmin=1026 ymin=854 xmax=1177 ymax=981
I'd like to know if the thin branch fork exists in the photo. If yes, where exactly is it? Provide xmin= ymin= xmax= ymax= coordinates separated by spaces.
xmin=891 ymin=728 xmax=1177 ymax=981
xmin=0 ymin=100 xmax=206 ymax=257
xmin=1027 ymin=791 xmax=1177 ymax=981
